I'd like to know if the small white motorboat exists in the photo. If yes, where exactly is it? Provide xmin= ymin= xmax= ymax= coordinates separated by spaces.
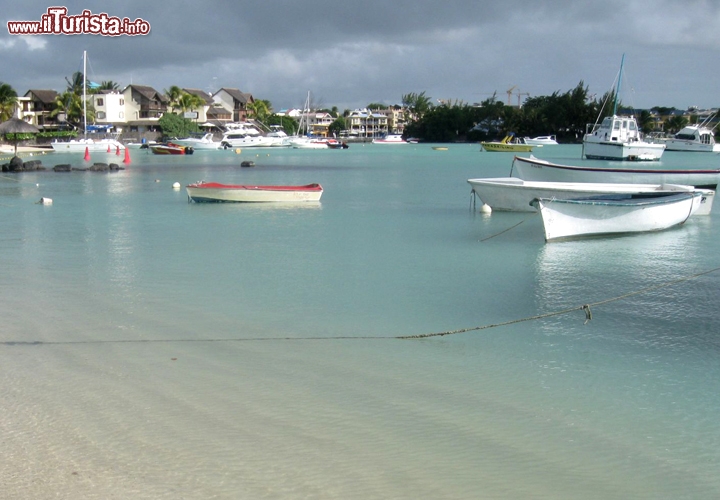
xmin=522 ymin=135 xmax=558 ymax=146
xmin=372 ymin=134 xmax=407 ymax=144
xmin=186 ymin=182 xmax=323 ymax=203
xmin=171 ymin=133 xmax=220 ymax=150
xmin=531 ymin=191 xmax=703 ymax=241
xmin=467 ymin=177 xmax=715 ymax=215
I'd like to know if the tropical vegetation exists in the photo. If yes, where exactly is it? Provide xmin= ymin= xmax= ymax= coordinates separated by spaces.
xmin=0 ymin=82 xmax=18 ymax=122
xmin=402 ymin=82 xmax=709 ymax=143
xmin=158 ymin=112 xmax=200 ymax=139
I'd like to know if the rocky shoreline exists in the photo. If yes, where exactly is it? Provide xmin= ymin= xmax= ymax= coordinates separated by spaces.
xmin=2 ymin=156 xmax=126 ymax=172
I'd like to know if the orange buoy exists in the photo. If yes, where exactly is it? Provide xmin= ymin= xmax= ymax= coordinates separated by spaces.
xmin=123 ymin=147 xmax=131 ymax=164
xmin=84 ymin=147 xmax=90 ymax=161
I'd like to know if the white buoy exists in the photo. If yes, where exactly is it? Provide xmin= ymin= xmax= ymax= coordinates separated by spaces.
xmin=480 ymin=204 xmax=492 ymax=213
xmin=172 ymin=182 xmax=181 ymax=189
xmin=38 ymin=197 xmax=52 ymax=205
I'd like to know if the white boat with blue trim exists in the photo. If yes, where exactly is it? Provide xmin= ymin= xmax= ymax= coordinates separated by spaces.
xmin=510 ymin=155 xmax=720 ymax=191
xmin=468 ymin=177 xmax=714 ymax=215
xmin=531 ymin=191 xmax=703 ymax=241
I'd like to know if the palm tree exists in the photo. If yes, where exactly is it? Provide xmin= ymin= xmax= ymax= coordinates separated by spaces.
xmin=402 ymin=91 xmax=433 ymax=121
xmin=247 ymin=99 xmax=271 ymax=123
xmin=65 ymin=71 xmax=84 ymax=95
xmin=51 ymin=91 xmax=95 ymax=130
xmin=0 ymin=82 xmax=18 ymax=122
xmin=176 ymin=92 xmax=206 ymax=115
xmin=98 ymin=81 xmax=120 ymax=91
xmin=164 ymin=85 xmax=184 ymax=112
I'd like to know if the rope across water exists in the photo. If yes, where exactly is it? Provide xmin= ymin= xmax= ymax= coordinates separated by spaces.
xmin=2 ymin=267 xmax=718 ymax=346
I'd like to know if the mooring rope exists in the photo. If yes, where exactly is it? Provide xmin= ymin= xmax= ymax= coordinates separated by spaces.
xmin=398 ymin=266 xmax=720 ymax=339
xmin=2 ymin=267 xmax=718 ymax=346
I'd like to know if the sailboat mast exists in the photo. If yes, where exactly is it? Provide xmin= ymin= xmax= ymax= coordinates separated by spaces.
xmin=612 ymin=53 xmax=625 ymax=116
xmin=83 ymin=50 xmax=87 ymax=138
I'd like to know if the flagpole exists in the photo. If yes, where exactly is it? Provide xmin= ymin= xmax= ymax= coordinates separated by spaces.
xmin=83 ymin=50 xmax=87 ymax=139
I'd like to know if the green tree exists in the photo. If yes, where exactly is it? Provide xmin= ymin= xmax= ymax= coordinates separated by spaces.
xmin=51 ymin=91 xmax=94 ymax=129
xmin=65 ymin=71 xmax=84 ymax=95
xmin=98 ymin=80 xmax=120 ymax=92
xmin=666 ymin=115 xmax=688 ymax=133
xmin=247 ymin=99 xmax=272 ymax=123
xmin=158 ymin=112 xmax=199 ymax=139
xmin=176 ymin=92 xmax=206 ymax=114
xmin=402 ymin=92 xmax=433 ymax=121
xmin=329 ymin=116 xmax=347 ymax=136
xmin=164 ymin=85 xmax=185 ymax=112
xmin=266 ymin=114 xmax=298 ymax=135
xmin=0 ymin=82 xmax=18 ymax=122
xmin=638 ymin=110 xmax=656 ymax=133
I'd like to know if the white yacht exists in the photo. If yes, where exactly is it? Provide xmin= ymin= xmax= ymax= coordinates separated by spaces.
xmin=663 ymin=124 xmax=720 ymax=152
xmin=583 ymin=115 xmax=665 ymax=161
xmin=582 ymin=55 xmax=665 ymax=161
xmin=171 ymin=133 xmax=220 ymax=150
xmin=220 ymin=131 xmax=275 ymax=148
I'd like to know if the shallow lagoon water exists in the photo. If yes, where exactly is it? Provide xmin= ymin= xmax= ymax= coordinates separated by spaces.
xmin=2 ymin=143 xmax=720 ymax=499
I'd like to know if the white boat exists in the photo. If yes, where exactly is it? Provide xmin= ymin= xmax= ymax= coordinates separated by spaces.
xmin=510 ymin=155 xmax=720 ymax=191
xmin=467 ymin=177 xmax=715 ymax=215
xmin=522 ymin=135 xmax=558 ymax=146
xmin=219 ymin=130 xmax=275 ymax=149
xmin=583 ymin=114 xmax=666 ymax=161
xmin=171 ymin=133 xmax=220 ymax=150
xmin=663 ymin=122 xmax=720 ymax=152
xmin=372 ymin=134 xmax=407 ymax=144
xmin=50 ymin=51 xmax=126 ymax=153
xmin=531 ymin=191 xmax=703 ymax=241
xmin=186 ymin=182 xmax=323 ymax=203
xmin=265 ymin=125 xmax=291 ymax=147
xmin=51 ymin=136 xmax=125 ymax=153
xmin=582 ymin=55 xmax=665 ymax=161
xmin=290 ymin=137 xmax=329 ymax=149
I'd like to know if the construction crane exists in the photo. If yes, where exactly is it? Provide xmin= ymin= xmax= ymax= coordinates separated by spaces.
xmin=506 ymin=85 xmax=517 ymax=105
xmin=517 ymin=92 xmax=530 ymax=108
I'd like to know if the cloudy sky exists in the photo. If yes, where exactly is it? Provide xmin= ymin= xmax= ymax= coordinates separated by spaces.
xmin=1 ymin=0 xmax=718 ymax=112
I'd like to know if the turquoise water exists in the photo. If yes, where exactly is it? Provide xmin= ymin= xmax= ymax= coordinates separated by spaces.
xmin=2 ymin=144 xmax=720 ymax=499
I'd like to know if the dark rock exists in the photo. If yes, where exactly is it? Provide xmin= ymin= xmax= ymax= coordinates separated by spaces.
xmin=53 ymin=164 xmax=72 ymax=172
xmin=89 ymin=162 xmax=109 ymax=171
xmin=9 ymin=156 xmax=24 ymax=172
xmin=23 ymin=159 xmax=42 ymax=170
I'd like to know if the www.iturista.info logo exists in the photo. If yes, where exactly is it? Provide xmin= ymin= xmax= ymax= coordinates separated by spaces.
xmin=7 ymin=7 xmax=150 ymax=36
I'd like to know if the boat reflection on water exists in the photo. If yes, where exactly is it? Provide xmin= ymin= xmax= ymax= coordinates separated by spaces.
xmin=532 ymin=220 xmax=709 ymax=337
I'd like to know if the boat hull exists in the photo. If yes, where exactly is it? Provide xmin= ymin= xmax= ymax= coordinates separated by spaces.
xmin=481 ymin=142 xmax=533 ymax=152
xmin=171 ymin=140 xmax=220 ymax=150
xmin=372 ymin=135 xmax=407 ymax=144
xmin=511 ymin=156 xmax=720 ymax=191
xmin=532 ymin=192 xmax=702 ymax=241
xmin=151 ymin=144 xmax=193 ymax=155
xmin=467 ymin=177 xmax=715 ymax=215
xmin=664 ymin=140 xmax=720 ymax=153
xmin=186 ymin=182 xmax=323 ymax=203
xmin=582 ymin=139 xmax=665 ymax=160
xmin=51 ymin=138 xmax=125 ymax=152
